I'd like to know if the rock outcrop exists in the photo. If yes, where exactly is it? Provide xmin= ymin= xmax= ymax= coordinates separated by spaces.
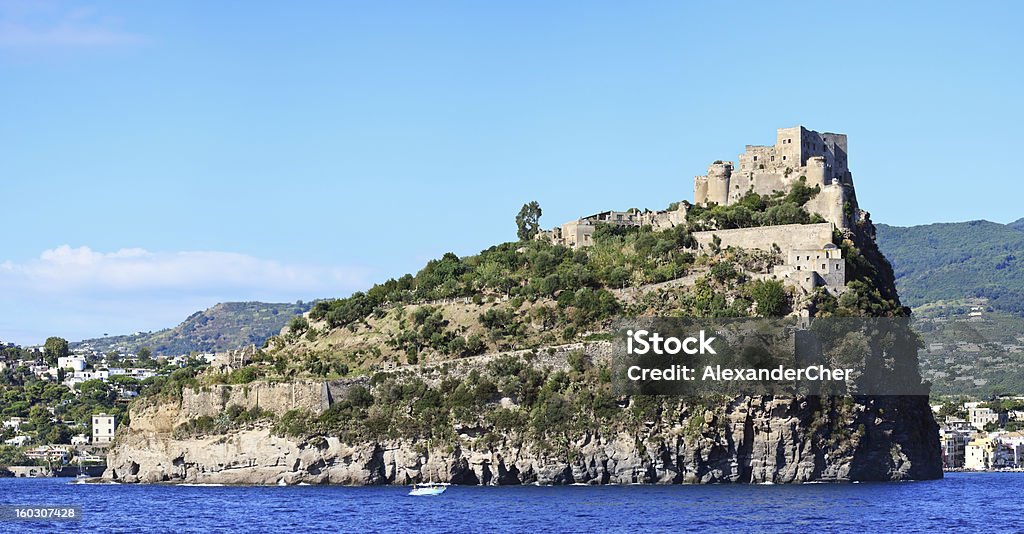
xmin=106 ymin=393 xmax=940 ymax=485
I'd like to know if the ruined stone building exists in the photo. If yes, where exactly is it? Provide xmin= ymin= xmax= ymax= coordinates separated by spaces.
xmin=537 ymin=126 xmax=860 ymax=294
xmin=544 ymin=206 xmax=687 ymax=249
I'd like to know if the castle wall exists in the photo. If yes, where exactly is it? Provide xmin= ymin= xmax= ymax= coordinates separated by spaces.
xmin=641 ymin=204 xmax=688 ymax=230
xmin=692 ymin=223 xmax=834 ymax=254
xmin=178 ymin=381 xmax=327 ymax=420
xmin=804 ymin=183 xmax=850 ymax=229
xmin=820 ymin=132 xmax=849 ymax=179
xmin=730 ymin=170 xmax=787 ymax=202
xmin=737 ymin=145 xmax=776 ymax=172
xmin=694 ymin=222 xmax=845 ymax=294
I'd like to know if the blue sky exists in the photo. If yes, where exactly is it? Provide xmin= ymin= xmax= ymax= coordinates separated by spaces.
xmin=1 ymin=1 xmax=1022 ymax=345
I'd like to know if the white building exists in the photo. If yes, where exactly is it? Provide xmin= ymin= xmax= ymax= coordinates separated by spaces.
xmin=997 ymin=432 xmax=1024 ymax=467
xmin=4 ymin=435 xmax=29 ymax=446
xmin=969 ymin=407 xmax=1000 ymax=431
xmin=939 ymin=426 xmax=973 ymax=468
xmin=56 ymin=356 xmax=87 ymax=372
xmin=966 ymin=434 xmax=1024 ymax=470
xmin=91 ymin=413 xmax=116 ymax=444
xmin=30 ymin=364 xmax=51 ymax=378
xmin=965 ymin=437 xmax=993 ymax=470
xmin=2 ymin=417 xmax=26 ymax=431
xmin=127 ymin=368 xmax=156 ymax=380
xmin=71 ymin=434 xmax=90 ymax=445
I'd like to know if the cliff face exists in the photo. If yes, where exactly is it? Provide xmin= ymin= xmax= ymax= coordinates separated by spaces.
xmin=107 ymin=393 xmax=939 ymax=485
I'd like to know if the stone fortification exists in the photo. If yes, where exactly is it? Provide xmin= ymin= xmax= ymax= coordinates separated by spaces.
xmin=541 ymin=125 xmax=862 ymax=250
xmin=694 ymin=126 xmax=857 ymax=228
xmin=692 ymin=223 xmax=844 ymax=294
xmin=691 ymin=222 xmax=833 ymax=253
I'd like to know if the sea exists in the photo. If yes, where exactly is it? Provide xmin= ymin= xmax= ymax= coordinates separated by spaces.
xmin=0 ymin=473 xmax=1016 ymax=533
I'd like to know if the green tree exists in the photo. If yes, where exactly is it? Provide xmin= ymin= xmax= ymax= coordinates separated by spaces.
xmin=516 ymin=201 xmax=543 ymax=241
xmin=750 ymin=280 xmax=788 ymax=317
xmin=43 ymin=337 xmax=69 ymax=366
xmin=288 ymin=316 xmax=309 ymax=334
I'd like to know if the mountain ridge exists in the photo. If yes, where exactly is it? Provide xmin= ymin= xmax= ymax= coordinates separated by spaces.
xmin=875 ymin=219 xmax=1024 ymax=313
xmin=72 ymin=301 xmax=311 ymax=357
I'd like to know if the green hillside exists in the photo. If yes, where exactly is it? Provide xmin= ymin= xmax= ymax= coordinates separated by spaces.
xmin=72 ymin=301 xmax=311 ymax=357
xmin=875 ymin=220 xmax=1024 ymax=313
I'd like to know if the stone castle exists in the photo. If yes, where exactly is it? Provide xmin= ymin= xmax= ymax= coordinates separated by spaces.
xmin=538 ymin=126 xmax=863 ymax=294
xmin=694 ymin=125 xmax=857 ymax=229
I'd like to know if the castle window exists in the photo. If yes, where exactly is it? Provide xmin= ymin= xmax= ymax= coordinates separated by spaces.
xmin=782 ymin=156 xmax=786 ymax=161
xmin=753 ymin=156 xmax=757 ymax=161
xmin=822 ymin=264 xmax=826 ymax=270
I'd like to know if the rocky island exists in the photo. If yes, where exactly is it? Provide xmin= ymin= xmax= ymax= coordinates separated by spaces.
xmin=105 ymin=126 xmax=942 ymax=485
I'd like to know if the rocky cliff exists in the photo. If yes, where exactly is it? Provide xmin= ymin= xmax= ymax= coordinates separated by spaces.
xmin=107 ymin=390 xmax=939 ymax=485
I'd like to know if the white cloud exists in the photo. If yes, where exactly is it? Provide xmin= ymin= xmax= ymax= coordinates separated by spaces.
xmin=1 ymin=244 xmax=370 ymax=296
xmin=2 ymin=245 xmax=368 ymax=295
xmin=0 ymin=245 xmax=371 ymax=345
xmin=0 ymin=1 xmax=144 ymax=49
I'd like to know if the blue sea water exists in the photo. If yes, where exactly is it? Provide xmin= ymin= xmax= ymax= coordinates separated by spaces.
xmin=0 ymin=473 xmax=1016 ymax=533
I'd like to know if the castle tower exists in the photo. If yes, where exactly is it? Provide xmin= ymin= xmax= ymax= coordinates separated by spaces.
xmin=775 ymin=126 xmax=805 ymax=167
xmin=806 ymin=156 xmax=827 ymax=187
xmin=704 ymin=161 xmax=732 ymax=205
xmin=694 ymin=175 xmax=709 ymax=205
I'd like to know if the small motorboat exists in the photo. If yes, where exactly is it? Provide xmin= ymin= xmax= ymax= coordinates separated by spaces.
xmin=409 ymin=482 xmax=448 ymax=496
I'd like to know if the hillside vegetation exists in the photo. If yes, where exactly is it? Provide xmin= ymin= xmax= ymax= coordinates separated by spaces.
xmin=876 ymin=220 xmax=1024 ymax=314
xmin=143 ymin=185 xmax=910 ymax=414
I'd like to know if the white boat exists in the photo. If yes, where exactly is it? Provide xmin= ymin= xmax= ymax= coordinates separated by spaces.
xmin=408 ymin=482 xmax=448 ymax=496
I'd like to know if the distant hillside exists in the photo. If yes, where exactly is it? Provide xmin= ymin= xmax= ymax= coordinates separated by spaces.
xmin=876 ymin=220 xmax=1024 ymax=313
xmin=73 ymin=301 xmax=311 ymax=356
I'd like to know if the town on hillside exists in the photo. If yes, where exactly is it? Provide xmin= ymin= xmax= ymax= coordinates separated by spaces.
xmin=0 ymin=336 xmax=253 ymax=477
